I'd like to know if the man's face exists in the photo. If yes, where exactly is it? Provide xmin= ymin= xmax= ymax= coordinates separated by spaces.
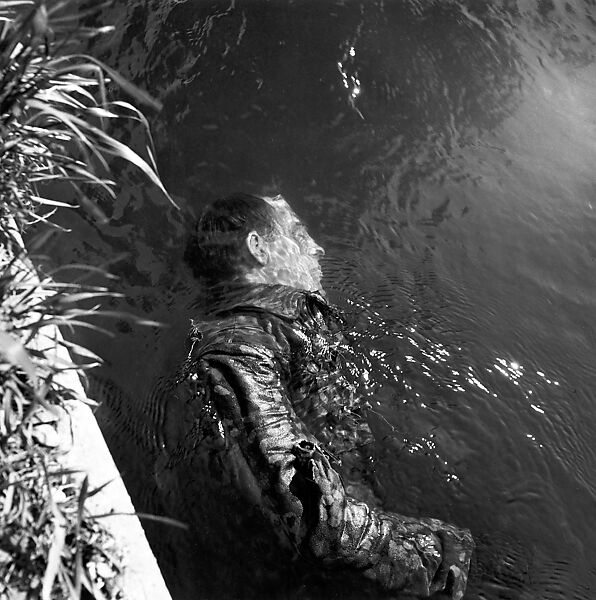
xmin=263 ymin=196 xmax=325 ymax=292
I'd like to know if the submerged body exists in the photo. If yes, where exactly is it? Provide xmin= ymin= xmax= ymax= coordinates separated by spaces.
xmin=156 ymin=283 xmax=474 ymax=598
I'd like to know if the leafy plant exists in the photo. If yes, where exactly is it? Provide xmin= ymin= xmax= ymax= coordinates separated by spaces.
xmin=0 ymin=1 xmax=173 ymax=597
xmin=0 ymin=0 xmax=175 ymax=234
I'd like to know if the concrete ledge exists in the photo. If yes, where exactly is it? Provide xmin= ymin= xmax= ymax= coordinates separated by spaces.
xmin=58 ymin=359 xmax=173 ymax=600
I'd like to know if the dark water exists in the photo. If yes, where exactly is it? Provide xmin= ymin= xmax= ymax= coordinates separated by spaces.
xmin=40 ymin=1 xmax=596 ymax=598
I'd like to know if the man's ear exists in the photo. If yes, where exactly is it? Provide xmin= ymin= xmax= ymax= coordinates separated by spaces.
xmin=246 ymin=231 xmax=269 ymax=265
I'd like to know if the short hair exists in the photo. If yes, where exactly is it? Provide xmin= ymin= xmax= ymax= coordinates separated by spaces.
xmin=184 ymin=193 xmax=279 ymax=282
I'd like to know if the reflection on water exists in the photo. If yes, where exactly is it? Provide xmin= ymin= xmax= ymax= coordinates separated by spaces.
xmin=36 ymin=1 xmax=596 ymax=598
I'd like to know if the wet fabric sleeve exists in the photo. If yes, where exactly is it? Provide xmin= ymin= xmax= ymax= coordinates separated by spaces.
xmin=203 ymin=342 xmax=474 ymax=599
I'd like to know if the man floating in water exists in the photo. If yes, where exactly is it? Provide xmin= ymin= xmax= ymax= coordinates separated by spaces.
xmin=156 ymin=193 xmax=474 ymax=599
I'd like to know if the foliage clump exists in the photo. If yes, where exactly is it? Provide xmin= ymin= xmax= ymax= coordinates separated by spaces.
xmin=0 ymin=1 xmax=171 ymax=597
xmin=0 ymin=443 xmax=122 ymax=599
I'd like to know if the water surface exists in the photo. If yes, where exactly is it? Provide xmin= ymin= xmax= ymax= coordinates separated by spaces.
xmin=42 ymin=1 xmax=596 ymax=598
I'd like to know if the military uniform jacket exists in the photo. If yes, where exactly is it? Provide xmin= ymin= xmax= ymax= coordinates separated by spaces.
xmin=157 ymin=283 xmax=473 ymax=599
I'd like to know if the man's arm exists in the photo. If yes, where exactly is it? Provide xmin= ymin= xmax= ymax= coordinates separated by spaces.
xmin=203 ymin=341 xmax=473 ymax=598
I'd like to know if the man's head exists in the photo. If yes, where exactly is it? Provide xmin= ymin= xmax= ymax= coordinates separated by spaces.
xmin=185 ymin=193 xmax=324 ymax=291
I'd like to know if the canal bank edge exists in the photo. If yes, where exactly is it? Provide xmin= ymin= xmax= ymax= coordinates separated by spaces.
xmin=1 ymin=226 xmax=172 ymax=600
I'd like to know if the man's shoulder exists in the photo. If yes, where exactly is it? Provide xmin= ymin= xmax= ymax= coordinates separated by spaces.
xmin=184 ymin=284 xmax=345 ymax=362
xmin=187 ymin=310 xmax=285 ymax=358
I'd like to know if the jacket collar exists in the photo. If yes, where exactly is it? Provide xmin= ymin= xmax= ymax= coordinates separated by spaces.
xmin=204 ymin=283 xmax=328 ymax=321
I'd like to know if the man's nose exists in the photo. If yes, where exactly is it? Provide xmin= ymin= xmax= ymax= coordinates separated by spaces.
xmin=311 ymin=241 xmax=325 ymax=257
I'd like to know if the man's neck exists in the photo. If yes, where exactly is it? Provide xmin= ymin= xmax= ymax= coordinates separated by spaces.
xmin=242 ymin=268 xmax=324 ymax=295
xmin=242 ymin=266 xmax=296 ymax=287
